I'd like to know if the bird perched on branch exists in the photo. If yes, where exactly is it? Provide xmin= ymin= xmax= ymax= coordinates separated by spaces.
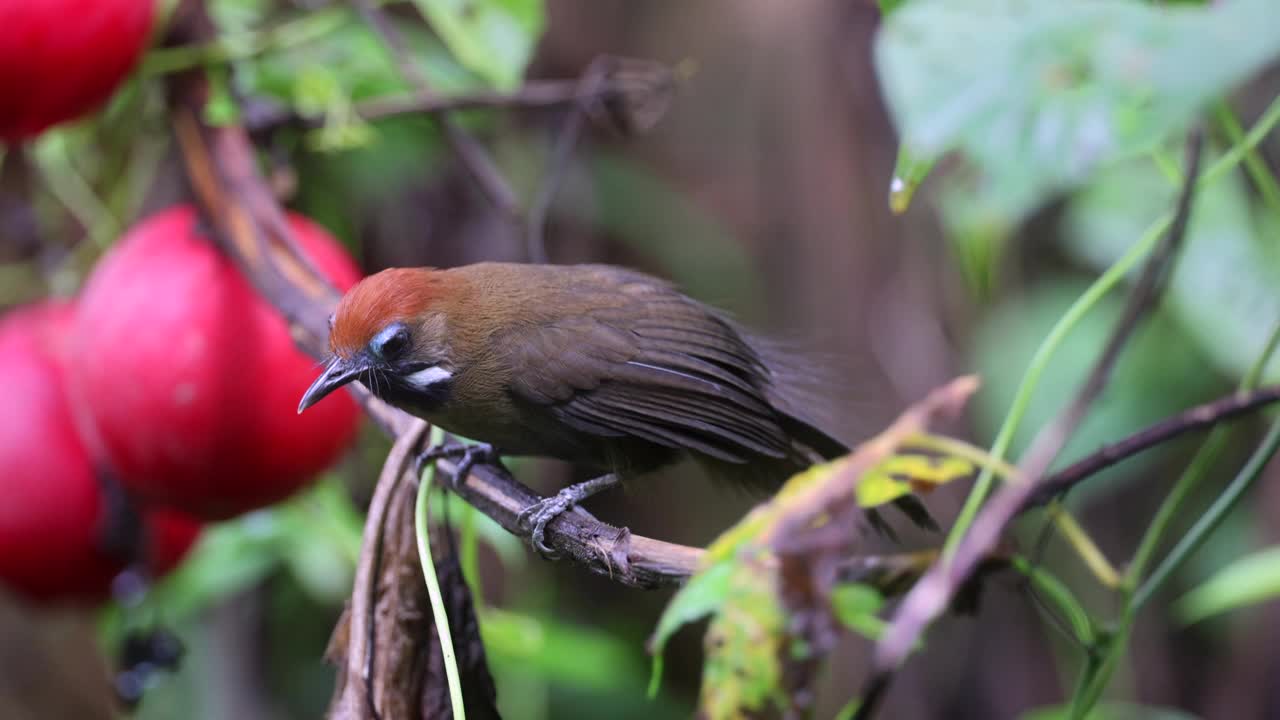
xmin=299 ymin=263 xmax=935 ymax=551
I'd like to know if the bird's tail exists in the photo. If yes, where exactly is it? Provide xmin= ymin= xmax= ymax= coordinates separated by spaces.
xmin=778 ymin=412 xmax=939 ymax=536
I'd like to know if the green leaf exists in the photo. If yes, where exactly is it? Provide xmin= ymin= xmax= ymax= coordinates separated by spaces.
xmin=876 ymin=0 xmax=1280 ymax=224
xmin=647 ymin=559 xmax=734 ymax=696
xmin=878 ymin=0 xmax=909 ymax=16
xmin=1065 ymin=155 xmax=1280 ymax=384
xmin=830 ymin=584 xmax=887 ymax=641
xmin=100 ymin=480 xmax=363 ymax=640
xmin=699 ymin=557 xmax=790 ymax=720
xmin=210 ymin=0 xmax=273 ymax=34
xmin=888 ymin=142 xmax=935 ymax=214
xmin=410 ymin=0 xmax=546 ymax=90
xmin=239 ymin=14 xmax=482 ymax=110
xmin=1175 ymin=546 xmax=1280 ymax=625
xmin=857 ymin=453 xmax=975 ymax=509
xmin=204 ymin=67 xmax=241 ymax=126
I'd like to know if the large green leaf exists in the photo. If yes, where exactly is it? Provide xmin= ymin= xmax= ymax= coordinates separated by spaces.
xmin=1176 ymin=546 xmax=1280 ymax=625
xmin=410 ymin=0 xmax=545 ymax=90
xmin=876 ymin=0 xmax=1280 ymax=222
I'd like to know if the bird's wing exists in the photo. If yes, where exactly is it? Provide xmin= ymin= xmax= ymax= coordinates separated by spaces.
xmin=501 ymin=274 xmax=795 ymax=464
xmin=496 ymin=265 xmax=940 ymax=534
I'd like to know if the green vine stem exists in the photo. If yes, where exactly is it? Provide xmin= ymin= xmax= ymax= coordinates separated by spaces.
xmin=1213 ymin=101 xmax=1280 ymax=216
xmin=942 ymin=215 xmax=1170 ymax=557
xmin=415 ymin=425 xmax=467 ymax=720
xmin=1011 ymin=556 xmax=1096 ymax=647
xmin=1136 ymin=417 xmax=1280 ymax=610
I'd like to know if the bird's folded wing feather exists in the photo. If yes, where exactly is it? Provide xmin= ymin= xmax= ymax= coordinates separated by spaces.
xmin=501 ymin=281 xmax=796 ymax=464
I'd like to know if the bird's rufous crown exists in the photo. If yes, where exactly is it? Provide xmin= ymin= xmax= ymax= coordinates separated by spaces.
xmin=329 ymin=267 xmax=441 ymax=358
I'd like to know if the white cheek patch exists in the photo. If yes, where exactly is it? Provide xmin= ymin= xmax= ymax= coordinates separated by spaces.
xmin=404 ymin=365 xmax=453 ymax=390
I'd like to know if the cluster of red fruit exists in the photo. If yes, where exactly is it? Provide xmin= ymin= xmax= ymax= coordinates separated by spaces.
xmin=0 ymin=207 xmax=364 ymax=604
xmin=0 ymin=1 xmax=363 ymax=605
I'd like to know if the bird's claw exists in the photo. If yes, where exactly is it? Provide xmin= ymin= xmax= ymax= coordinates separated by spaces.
xmin=516 ymin=474 xmax=620 ymax=557
xmin=516 ymin=490 xmax=580 ymax=557
xmin=415 ymin=441 xmax=498 ymax=488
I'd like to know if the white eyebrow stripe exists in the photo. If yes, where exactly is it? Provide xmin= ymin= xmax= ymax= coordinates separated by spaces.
xmin=404 ymin=365 xmax=453 ymax=390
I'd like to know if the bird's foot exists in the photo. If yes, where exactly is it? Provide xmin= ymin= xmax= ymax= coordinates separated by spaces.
xmin=415 ymin=441 xmax=499 ymax=488
xmin=517 ymin=473 xmax=620 ymax=556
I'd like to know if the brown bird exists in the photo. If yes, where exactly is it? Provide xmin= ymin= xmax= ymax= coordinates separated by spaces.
xmin=299 ymin=263 xmax=934 ymax=551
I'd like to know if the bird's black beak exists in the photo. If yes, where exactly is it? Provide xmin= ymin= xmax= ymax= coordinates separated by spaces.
xmin=298 ymin=356 xmax=367 ymax=414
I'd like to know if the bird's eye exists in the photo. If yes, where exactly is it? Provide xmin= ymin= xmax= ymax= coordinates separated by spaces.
xmin=371 ymin=324 xmax=410 ymax=361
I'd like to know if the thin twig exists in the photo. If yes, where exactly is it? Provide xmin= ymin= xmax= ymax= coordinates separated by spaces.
xmin=352 ymin=0 xmax=521 ymax=220
xmin=524 ymin=99 xmax=586 ymax=263
xmin=524 ymin=60 xmax=613 ymax=262
xmin=1030 ymin=385 xmax=1280 ymax=505
xmin=855 ymin=129 xmax=1206 ymax=720
xmin=245 ymin=79 xmax=618 ymax=132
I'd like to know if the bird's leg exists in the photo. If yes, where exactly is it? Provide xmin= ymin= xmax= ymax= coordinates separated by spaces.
xmin=516 ymin=473 xmax=621 ymax=556
xmin=414 ymin=440 xmax=500 ymax=488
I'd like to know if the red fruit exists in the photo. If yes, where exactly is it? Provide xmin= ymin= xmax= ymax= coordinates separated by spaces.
xmin=145 ymin=508 xmax=203 ymax=577
xmin=0 ymin=300 xmax=201 ymax=604
xmin=0 ymin=0 xmax=156 ymax=142
xmin=71 ymin=205 xmax=363 ymax=520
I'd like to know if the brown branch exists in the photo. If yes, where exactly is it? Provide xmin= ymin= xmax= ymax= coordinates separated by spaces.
xmin=855 ymin=129 xmax=1207 ymax=719
xmin=444 ymin=457 xmax=702 ymax=588
xmin=1030 ymin=384 xmax=1280 ymax=506
xmin=352 ymin=0 xmax=521 ymax=220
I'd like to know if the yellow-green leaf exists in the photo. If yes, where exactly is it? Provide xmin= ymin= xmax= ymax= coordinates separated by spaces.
xmin=699 ymin=556 xmax=790 ymax=720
